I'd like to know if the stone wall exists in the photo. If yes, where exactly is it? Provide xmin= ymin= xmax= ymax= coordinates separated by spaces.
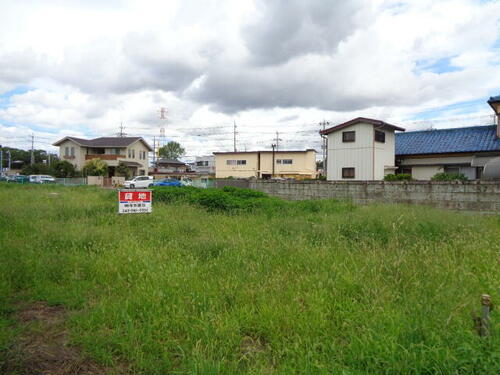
xmin=247 ymin=180 xmax=500 ymax=212
xmin=215 ymin=179 xmax=251 ymax=189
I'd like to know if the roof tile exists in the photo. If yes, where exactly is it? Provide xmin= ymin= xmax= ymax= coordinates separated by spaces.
xmin=395 ymin=125 xmax=500 ymax=155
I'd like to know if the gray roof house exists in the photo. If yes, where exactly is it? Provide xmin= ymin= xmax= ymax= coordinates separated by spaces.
xmin=53 ymin=136 xmax=153 ymax=176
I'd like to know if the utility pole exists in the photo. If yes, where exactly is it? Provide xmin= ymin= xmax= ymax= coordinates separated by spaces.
xmin=0 ymin=145 xmax=3 ymax=177
xmin=30 ymin=133 xmax=35 ymax=166
xmin=233 ymin=120 xmax=238 ymax=152
xmin=271 ymin=143 xmax=276 ymax=177
xmin=47 ymin=150 xmax=51 ymax=165
xmin=7 ymin=150 xmax=11 ymax=171
xmin=319 ymin=120 xmax=329 ymax=176
xmin=153 ymin=136 xmax=156 ymax=165
xmin=274 ymin=131 xmax=282 ymax=151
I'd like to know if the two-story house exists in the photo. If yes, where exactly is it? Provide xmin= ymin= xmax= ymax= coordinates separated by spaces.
xmin=214 ymin=150 xmax=317 ymax=179
xmin=193 ymin=155 xmax=215 ymax=175
xmin=53 ymin=136 xmax=153 ymax=176
xmin=320 ymin=118 xmax=405 ymax=180
xmin=321 ymin=96 xmax=500 ymax=181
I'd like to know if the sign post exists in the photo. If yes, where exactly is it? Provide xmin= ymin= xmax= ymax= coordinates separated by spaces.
xmin=118 ymin=189 xmax=152 ymax=214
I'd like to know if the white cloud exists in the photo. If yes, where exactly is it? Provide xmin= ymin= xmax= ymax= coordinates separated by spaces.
xmin=0 ymin=0 xmax=499 ymax=158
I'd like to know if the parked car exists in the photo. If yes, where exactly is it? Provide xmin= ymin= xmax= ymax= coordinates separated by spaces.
xmin=9 ymin=175 xmax=29 ymax=183
xmin=29 ymin=175 xmax=56 ymax=184
xmin=180 ymin=177 xmax=192 ymax=186
xmin=123 ymin=175 xmax=154 ymax=188
xmin=153 ymin=178 xmax=183 ymax=187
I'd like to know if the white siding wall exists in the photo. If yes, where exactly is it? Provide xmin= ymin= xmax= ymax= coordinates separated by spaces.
xmin=374 ymin=130 xmax=396 ymax=180
xmin=326 ymin=123 xmax=397 ymax=180
xmin=411 ymin=166 xmax=443 ymax=180
xmin=327 ymin=123 xmax=373 ymax=180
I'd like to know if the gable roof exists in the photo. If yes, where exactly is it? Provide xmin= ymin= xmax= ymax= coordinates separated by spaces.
xmin=156 ymin=158 xmax=186 ymax=165
xmin=395 ymin=125 xmax=500 ymax=156
xmin=488 ymin=95 xmax=500 ymax=104
xmin=320 ymin=117 xmax=405 ymax=135
xmin=53 ymin=136 xmax=153 ymax=151
xmin=488 ymin=95 xmax=500 ymax=112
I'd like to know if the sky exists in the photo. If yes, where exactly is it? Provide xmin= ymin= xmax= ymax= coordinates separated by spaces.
xmin=0 ymin=0 xmax=499 ymax=160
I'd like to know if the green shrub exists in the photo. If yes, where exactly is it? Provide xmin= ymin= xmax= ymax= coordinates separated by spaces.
xmin=384 ymin=173 xmax=413 ymax=181
xmin=431 ymin=172 xmax=468 ymax=181
xmin=151 ymin=186 xmax=351 ymax=215
xmin=152 ymin=186 xmax=199 ymax=203
xmin=189 ymin=189 xmax=240 ymax=211
xmin=222 ymin=185 xmax=267 ymax=198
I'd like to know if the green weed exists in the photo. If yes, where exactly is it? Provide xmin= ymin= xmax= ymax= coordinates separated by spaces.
xmin=0 ymin=184 xmax=498 ymax=374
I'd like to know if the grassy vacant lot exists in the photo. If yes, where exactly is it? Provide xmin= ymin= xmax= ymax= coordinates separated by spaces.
xmin=0 ymin=184 xmax=498 ymax=374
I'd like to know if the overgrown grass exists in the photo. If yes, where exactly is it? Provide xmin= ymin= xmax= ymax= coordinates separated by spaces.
xmin=0 ymin=183 xmax=498 ymax=374
xmin=152 ymin=186 xmax=355 ymax=214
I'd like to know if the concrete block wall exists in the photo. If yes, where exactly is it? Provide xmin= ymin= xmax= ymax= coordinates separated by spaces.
xmin=248 ymin=180 xmax=500 ymax=212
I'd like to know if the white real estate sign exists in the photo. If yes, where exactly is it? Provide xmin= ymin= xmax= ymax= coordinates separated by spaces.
xmin=118 ymin=189 xmax=152 ymax=214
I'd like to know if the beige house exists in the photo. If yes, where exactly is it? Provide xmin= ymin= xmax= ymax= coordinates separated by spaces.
xmin=53 ymin=136 xmax=153 ymax=176
xmin=214 ymin=150 xmax=317 ymax=179
xmin=321 ymin=118 xmax=405 ymax=180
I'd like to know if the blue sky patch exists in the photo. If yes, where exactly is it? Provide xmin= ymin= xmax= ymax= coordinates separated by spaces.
xmin=415 ymin=57 xmax=462 ymax=74
xmin=409 ymin=98 xmax=487 ymax=121
xmin=0 ymin=85 xmax=34 ymax=109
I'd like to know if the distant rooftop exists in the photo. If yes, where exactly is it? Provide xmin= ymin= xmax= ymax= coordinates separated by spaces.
xmin=395 ymin=125 xmax=500 ymax=156
xmin=213 ymin=149 xmax=316 ymax=154
xmin=53 ymin=136 xmax=153 ymax=151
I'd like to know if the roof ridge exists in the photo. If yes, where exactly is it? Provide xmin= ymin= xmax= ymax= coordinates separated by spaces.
xmin=397 ymin=124 xmax=496 ymax=135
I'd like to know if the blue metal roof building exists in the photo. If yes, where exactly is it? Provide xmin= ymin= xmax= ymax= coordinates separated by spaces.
xmin=395 ymin=125 xmax=500 ymax=156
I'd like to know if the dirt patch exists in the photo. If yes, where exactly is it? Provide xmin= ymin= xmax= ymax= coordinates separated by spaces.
xmin=239 ymin=335 xmax=267 ymax=359
xmin=1 ymin=301 xmax=114 ymax=375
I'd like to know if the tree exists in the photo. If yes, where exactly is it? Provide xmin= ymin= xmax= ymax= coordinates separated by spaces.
xmin=82 ymin=158 xmax=108 ymax=176
xmin=115 ymin=162 xmax=131 ymax=179
xmin=158 ymin=141 xmax=185 ymax=160
xmin=21 ymin=163 xmax=51 ymax=176
xmin=51 ymin=160 xmax=77 ymax=178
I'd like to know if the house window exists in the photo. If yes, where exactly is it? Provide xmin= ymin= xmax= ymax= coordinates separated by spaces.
xmin=237 ymin=160 xmax=246 ymax=165
xmin=277 ymin=159 xmax=293 ymax=164
xmin=70 ymin=147 xmax=75 ymax=157
xmin=374 ymin=130 xmax=385 ymax=143
xmin=444 ymin=166 xmax=460 ymax=174
xmin=65 ymin=147 xmax=69 ymax=156
xmin=128 ymin=149 xmax=131 ymax=158
xmin=227 ymin=160 xmax=237 ymax=165
xmin=204 ymin=161 xmax=209 ymax=166
xmin=196 ymin=161 xmax=204 ymax=166
xmin=342 ymin=131 xmax=355 ymax=142
xmin=132 ymin=149 xmax=135 ymax=158
xmin=401 ymin=167 xmax=412 ymax=175
xmin=342 ymin=168 xmax=355 ymax=179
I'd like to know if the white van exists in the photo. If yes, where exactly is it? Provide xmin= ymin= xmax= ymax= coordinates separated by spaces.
xmin=29 ymin=175 xmax=56 ymax=184
xmin=123 ymin=176 xmax=154 ymax=188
